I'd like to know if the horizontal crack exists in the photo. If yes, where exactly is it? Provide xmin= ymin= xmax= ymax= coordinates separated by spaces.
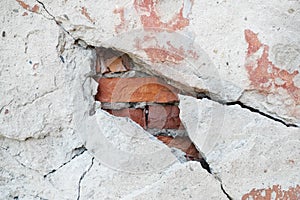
xmin=226 ymin=101 xmax=298 ymax=127
xmin=43 ymin=145 xmax=87 ymax=178
xmin=0 ymin=132 xmax=50 ymax=142
xmin=197 ymin=94 xmax=298 ymax=128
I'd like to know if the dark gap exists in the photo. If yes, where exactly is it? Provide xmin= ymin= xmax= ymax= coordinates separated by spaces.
xmin=221 ymin=184 xmax=233 ymax=200
xmin=43 ymin=146 xmax=87 ymax=178
xmin=92 ymin=46 xmax=298 ymax=184
xmin=126 ymin=102 xmax=179 ymax=108
xmin=155 ymin=134 xmax=212 ymax=173
xmin=195 ymin=91 xmax=298 ymax=128
xmin=199 ymin=158 xmax=211 ymax=173
xmin=196 ymin=92 xmax=211 ymax=100
xmin=144 ymin=104 xmax=149 ymax=129
xmin=226 ymin=101 xmax=298 ymax=127
xmin=90 ymin=47 xmax=220 ymax=175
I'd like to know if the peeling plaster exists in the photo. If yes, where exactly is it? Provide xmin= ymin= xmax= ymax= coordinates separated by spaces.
xmin=2 ymin=0 xmax=300 ymax=199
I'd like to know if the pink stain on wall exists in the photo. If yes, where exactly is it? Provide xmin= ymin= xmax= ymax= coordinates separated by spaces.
xmin=135 ymin=36 xmax=198 ymax=63
xmin=81 ymin=7 xmax=95 ymax=23
xmin=242 ymin=185 xmax=300 ymax=200
xmin=113 ymin=7 xmax=128 ymax=33
xmin=16 ymin=0 xmax=39 ymax=13
xmin=133 ymin=0 xmax=191 ymax=31
xmin=113 ymin=0 xmax=197 ymax=64
xmin=244 ymin=29 xmax=300 ymax=106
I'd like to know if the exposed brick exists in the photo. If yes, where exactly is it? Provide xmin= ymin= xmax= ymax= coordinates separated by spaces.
xmin=156 ymin=135 xmax=200 ymax=161
xmin=96 ymin=77 xmax=178 ymax=103
xmin=105 ymin=108 xmax=146 ymax=128
xmin=105 ymin=56 xmax=128 ymax=73
xmin=147 ymin=105 xmax=184 ymax=129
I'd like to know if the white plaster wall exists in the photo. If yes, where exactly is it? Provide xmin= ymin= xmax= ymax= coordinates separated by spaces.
xmin=1 ymin=0 xmax=299 ymax=199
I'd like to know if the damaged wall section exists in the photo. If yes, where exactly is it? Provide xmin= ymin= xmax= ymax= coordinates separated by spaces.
xmin=93 ymin=47 xmax=209 ymax=165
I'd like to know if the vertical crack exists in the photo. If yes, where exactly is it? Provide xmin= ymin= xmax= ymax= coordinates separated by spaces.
xmin=199 ymin=156 xmax=211 ymax=174
xmin=77 ymin=157 xmax=94 ymax=200
xmin=36 ymin=0 xmax=75 ymax=40
xmin=221 ymin=184 xmax=233 ymax=200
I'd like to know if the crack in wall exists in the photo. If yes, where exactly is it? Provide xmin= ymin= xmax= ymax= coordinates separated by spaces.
xmin=34 ymin=0 xmax=299 ymax=128
xmin=43 ymin=146 xmax=87 ymax=178
xmin=0 ymin=99 xmax=13 ymax=114
xmin=18 ymin=88 xmax=59 ymax=108
xmin=34 ymin=0 xmax=299 ymax=129
xmin=197 ymin=94 xmax=299 ymax=128
xmin=36 ymin=0 xmax=75 ymax=40
xmin=185 ymin=142 xmax=234 ymax=199
xmin=225 ymin=101 xmax=298 ymax=127
xmin=25 ymin=4 xmax=297 ymax=199
xmin=76 ymin=157 xmax=94 ymax=200
xmin=221 ymin=183 xmax=233 ymax=200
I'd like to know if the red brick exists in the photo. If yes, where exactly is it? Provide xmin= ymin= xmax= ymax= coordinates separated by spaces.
xmin=105 ymin=108 xmax=146 ymax=128
xmin=156 ymin=136 xmax=200 ymax=160
xmin=105 ymin=57 xmax=128 ymax=73
xmin=147 ymin=105 xmax=184 ymax=129
xmin=96 ymin=77 xmax=178 ymax=103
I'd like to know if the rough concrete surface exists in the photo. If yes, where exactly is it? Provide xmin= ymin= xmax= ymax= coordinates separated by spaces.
xmin=179 ymin=95 xmax=300 ymax=199
xmin=1 ymin=0 xmax=299 ymax=199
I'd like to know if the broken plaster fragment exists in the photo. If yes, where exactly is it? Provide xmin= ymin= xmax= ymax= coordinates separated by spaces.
xmin=179 ymin=94 xmax=300 ymax=198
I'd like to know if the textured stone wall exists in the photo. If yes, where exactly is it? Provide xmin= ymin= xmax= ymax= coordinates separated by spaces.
xmin=1 ymin=0 xmax=299 ymax=199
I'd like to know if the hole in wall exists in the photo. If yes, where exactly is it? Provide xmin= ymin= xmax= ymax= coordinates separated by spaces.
xmin=93 ymin=46 xmax=211 ymax=173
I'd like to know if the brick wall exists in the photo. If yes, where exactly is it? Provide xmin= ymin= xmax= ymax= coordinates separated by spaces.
xmin=94 ymin=47 xmax=201 ymax=162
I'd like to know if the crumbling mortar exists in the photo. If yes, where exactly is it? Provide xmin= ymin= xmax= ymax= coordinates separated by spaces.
xmin=25 ymin=3 xmax=298 ymax=194
xmin=77 ymin=157 xmax=94 ymax=200
xmin=94 ymin=46 xmax=298 ymax=128
xmin=19 ymin=3 xmax=298 ymax=198
xmin=31 ymin=1 xmax=300 ymax=128
xmin=43 ymin=146 xmax=87 ymax=178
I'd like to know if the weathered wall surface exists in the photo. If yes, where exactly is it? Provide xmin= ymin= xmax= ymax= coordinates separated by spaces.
xmin=1 ymin=0 xmax=299 ymax=199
